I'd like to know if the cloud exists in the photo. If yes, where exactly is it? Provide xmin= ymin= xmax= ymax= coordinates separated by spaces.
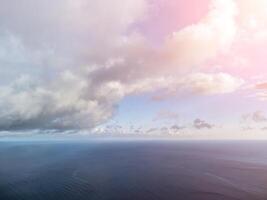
xmin=146 ymin=125 xmax=184 ymax=135
xmin=193 ymin=118 xmax=213 ymax=129
xmin=255 ymin=82 xmax=267 ymax=90
xmin=0 ymin=0 xmax=148 ymax=131
xmin=0 ymin=72 xmax=118 ymax=130
xmin=0 ymin=0 xmax=245 ymax=132
xmin=170 ymin=125 xmax=185 ymax=133
xmin=242 ymin=126 xmax=254 ymax=131
xmin=146 ymin=128 xmax=158 ymax=134
xmin=179 ymin=73 xmax=244 ymax=95
xmin=165 ymin=0 xmax=237 ymax=67
xmin=251 ymin=111 xmax=267 ymax=122
xmin=242 ymin=111 xmax=267 ymax=123
xmin=229 ymin=0 xmax=267 ymax=45
xmin=253 ymin=82 xmax=267 ymax=101
xmin=125 ymin=72 xmax=243 ymax=98
xmin=150 ymin=72 xmax=243 ymax=101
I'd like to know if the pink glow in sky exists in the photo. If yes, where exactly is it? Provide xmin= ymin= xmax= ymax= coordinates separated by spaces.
xmin=138 ymin=0 xmax=211 ymax=41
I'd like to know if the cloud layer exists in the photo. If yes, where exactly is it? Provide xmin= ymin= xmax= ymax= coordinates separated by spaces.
xmin=194 ymin=119 xmax=214 ymax=129
xmin=0 ymin=0 xmax=256 ymax=132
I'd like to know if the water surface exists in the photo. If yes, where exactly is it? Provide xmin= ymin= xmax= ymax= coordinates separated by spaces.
xmin=1 ymin=140 xmax=267 ymax=200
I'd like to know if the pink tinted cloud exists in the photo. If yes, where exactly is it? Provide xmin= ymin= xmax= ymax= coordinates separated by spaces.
xmin=137 ymin=0 xmax=210 ymax=42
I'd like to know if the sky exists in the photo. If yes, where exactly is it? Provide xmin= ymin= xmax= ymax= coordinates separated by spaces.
xmin=1 ymin=0 xmax=267 ymax=139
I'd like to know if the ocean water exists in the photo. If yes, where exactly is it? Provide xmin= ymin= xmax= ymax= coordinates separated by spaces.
xmin=1 ymin=140 xmax=267 ymax=200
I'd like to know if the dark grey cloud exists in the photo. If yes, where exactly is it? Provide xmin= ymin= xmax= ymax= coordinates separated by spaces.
xmin=170 ymin=125 xmax=184 ymax=131
xmin=193 ymin=118 xmax=213 ymax=129
xmin=146 ymin=128 xmax=158 ymax=134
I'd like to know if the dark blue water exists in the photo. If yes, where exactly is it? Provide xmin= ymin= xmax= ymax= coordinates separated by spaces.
xmin=1 ymin=140 xmax=267 ymax=200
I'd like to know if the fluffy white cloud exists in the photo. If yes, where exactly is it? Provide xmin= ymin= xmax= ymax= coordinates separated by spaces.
xmin=231 ymin=0 xmax=267 ymax=43
xmin=144 ymin=73 xmax=243 ymax=100
xmin=236 ymin=0 xmax=267 ymax=29
xmin=165 ymin=0 xmax=237 ymax=68
xmin=0 ymin=72 xmax=116 ymax=130
xmin=179 ymin=73 xmax=244 ymax=95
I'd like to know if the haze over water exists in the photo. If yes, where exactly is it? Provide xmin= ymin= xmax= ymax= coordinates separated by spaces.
xmin=1 ymin=140 xmax=267 ymax=200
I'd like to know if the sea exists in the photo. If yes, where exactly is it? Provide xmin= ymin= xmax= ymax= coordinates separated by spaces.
xmin=1 ymin=139 xmax=267 ymax=200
